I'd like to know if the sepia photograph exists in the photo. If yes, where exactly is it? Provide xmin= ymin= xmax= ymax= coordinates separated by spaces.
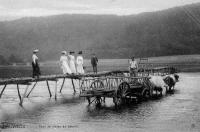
xmin=0 ymin=0 xmax=200 ymax=131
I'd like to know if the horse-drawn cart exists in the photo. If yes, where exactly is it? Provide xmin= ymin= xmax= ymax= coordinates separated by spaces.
xmin=79 ymin=75 xmax=153 ymax=107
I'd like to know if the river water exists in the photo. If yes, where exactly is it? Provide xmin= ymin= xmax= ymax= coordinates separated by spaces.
xmin=0 ymin=72 xmax=199 ymax=132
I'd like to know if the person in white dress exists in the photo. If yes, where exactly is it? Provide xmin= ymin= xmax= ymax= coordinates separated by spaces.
xmin=76 ymin=51 xmax=85 ymax=74
xmin=68 ymin=51 xmax=77 ymax=74
xmin=60 ymin=51 xmax=72 ymax=74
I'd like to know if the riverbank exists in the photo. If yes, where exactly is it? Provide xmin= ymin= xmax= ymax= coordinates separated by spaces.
xmin=0 ymin=61 xmax=199 ymax=79
xmin=0 ymin=54 xmax=200 ymax=78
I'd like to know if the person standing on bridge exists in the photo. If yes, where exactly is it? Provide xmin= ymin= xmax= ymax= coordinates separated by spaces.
xmin=76 ymin=51 xmax=85 ymax=74
xmin=129 ymin=56 xmax=138 ymax=77
xmin=60 ymin=51 xmax=72 ymax=74
xmin=69 ymin=51 xmax=77 ymax=74
xmin=32 ymin=49 xmax=41 ymax=78
xmin=91 ymin=53 xmax=98 ymax=74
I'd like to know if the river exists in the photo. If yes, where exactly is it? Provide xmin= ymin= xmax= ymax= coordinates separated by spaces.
xmin=0 ymin=72 xmax=199 ymax=132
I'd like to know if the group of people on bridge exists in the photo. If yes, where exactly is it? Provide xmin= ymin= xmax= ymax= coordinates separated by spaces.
xmin=32 ymin=49 xmax=138 ymax=78
xmin=59 ymin=50 xmax=84 ymax=75
xmin=31 ymin=49 xmax=99 ymax=78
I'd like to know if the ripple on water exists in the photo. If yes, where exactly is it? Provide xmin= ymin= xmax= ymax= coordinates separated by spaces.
xmin=0 ymin=73 xmax=200 ymax=132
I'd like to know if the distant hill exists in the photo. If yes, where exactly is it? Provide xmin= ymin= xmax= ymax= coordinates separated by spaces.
xmin=0 ymin=3 xmax=200 ymax=63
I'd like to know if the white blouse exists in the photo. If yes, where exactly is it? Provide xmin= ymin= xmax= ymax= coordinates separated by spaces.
xmin=32 ymin=54 xmax=38 ymax=64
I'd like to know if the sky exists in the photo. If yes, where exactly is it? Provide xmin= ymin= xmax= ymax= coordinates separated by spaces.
xmin=0 ymin=0 xmax=199 ymax=20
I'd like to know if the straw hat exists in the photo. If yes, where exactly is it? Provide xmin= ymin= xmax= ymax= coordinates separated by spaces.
xmin=61 ymin=51 xmax=67 ymax=54
xmin=33 ymin=49 xmax=39 ymax=53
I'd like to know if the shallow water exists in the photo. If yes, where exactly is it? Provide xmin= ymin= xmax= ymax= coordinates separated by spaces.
xmin=0 ymin=72 xmax=200 ymax=132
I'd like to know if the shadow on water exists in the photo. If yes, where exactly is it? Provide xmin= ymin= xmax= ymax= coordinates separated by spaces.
xmin=82 ymin=100 xmax=158 ymax=125
xmin=85 ymin=101 xmax=151 ymax=116
xmin=0 ymin=88 xmax=179 ymax=112
xmin=84 ymin=89 xmax=179 ymax=119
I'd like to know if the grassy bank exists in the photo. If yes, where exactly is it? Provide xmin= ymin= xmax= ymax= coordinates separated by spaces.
xmin=0 ymin=54 xmax=200 ymax=78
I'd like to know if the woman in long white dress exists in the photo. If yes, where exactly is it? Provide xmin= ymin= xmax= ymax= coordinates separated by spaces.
xmin=76 ymin=51 xmax=84 ymax=74
xmin=68 ymin=51 xmax=77 ymax=74
xmin=60 ymin=51 xmax=72 ymax=74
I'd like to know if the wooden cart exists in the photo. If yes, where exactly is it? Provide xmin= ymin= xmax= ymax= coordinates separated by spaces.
xmin=79 ymin=75 xmax=153 ymax=107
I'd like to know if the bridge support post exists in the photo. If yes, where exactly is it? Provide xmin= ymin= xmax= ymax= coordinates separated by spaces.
xmin=55 ymin=80 xmax=57 ymax=100
xmin=20 ymin=85 xmax=29 ymax=105
xmin=26 ymin=82 xmax=37 ymax=97
xmin=59 ymin=78 xmax=65 ymax=93
xmin=17 ymin=84 xmax=22 ymax=106
xmin=71 ymin=79 xmax=76 ymax=93
xmin=0 ymin=84 xmax=7 ymax=98
xmin=46 ymin=80 xmax=52 ymax=97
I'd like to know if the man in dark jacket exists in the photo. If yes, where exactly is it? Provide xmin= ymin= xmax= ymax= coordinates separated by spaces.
xmin=91 ymin=54 xmax=98 ymax=74
xmin=32 ymin=49 xmax=41 ymax=78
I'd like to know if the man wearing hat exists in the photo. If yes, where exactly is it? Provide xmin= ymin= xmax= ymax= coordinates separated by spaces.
xmin=32 ymin=49 xmax=41 ymax=78
xmin=129 ymin=56 xmax=138 ymax=77
xmin=91 ymin=53 xmax=98 ymax=74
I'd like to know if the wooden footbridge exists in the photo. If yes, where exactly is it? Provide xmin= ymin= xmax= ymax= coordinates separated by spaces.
xmin=0 ymin=66 xmax=177 ymax=106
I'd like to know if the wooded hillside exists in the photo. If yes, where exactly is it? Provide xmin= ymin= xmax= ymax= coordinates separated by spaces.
xmin=0 ymin=3 xmax=199 ymax=63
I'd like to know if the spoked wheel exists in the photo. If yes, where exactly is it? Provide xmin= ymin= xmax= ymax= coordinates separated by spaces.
xmin=142 ymin=89 xmax=150 ymax=100
xmin=113 ymin=82 xmax=130 ymax=107
xmin=95 ymin=96 xmax=103 ymax=105
xmin=90 ymin=80 xmax=105 ymax=105
xmin=90 ymin=80 xmax=104 ymax=90
xmin=113 ymin=96 xmax=122 ymax=108
xmin=117 ymin=82 xmax=130 ymax=98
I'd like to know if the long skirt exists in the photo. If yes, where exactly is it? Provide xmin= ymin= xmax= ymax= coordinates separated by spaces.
xmin=69 ymin=61 xmax=76 ymax=73
xmin=77 ymin=64 xmax=84 ymax=74
xmin=61 ymin=61 xmax=72 ymax=74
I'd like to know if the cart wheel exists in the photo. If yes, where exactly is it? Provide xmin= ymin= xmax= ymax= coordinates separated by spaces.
xmin=90 ymin=80 xmax=104 ymax=90
xmin=95 ymin=97 xmax=102 ymax=105
xmin=117 ymin=82 xmax=130 ymax=98
xmin=113 ymin=82 xmax=130 ymax=107
xmin=142 ymin=89 xmax=150 ymax=100
xmin=113 ymin=97 xmax=122 ymax=108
